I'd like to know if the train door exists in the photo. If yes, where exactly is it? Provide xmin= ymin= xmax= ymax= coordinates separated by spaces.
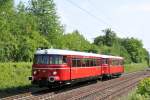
xmin=108 ymin=58 xmax=111 ymax=75
xmin=96 ymin=58 xmax=102 ymax=75
xmin=70 ymin=57 xmax=77 ymax=80
xmin=101 ymin=58 xmax=109 ymax=75
xmin=65 ymin=56 xmax=72 ymax=81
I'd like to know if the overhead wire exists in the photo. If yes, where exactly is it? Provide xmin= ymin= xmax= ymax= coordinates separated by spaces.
xmin=65 ymin=0 xmax=129 ymax=37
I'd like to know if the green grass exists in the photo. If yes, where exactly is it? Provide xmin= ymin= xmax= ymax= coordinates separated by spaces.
xmin=0 ymin=62 xmax=32 ymax=90
xmin=124 ymin=63 xmax=148 ymax=73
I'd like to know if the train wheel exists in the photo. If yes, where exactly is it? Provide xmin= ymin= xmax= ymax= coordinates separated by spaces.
xmin=117 ymin=74 xmax=122 ymax=77
xmin=98 ymin=77 xmax=102 ymax=81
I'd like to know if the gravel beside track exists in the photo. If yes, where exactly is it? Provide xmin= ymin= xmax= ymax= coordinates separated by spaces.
xmin=50 ymin=71 xmax=149 ymax=100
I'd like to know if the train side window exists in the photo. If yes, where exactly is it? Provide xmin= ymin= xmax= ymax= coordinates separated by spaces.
xmin=63 ymin=56 xmax=67 ymax=64
xmin=117 ymin=60 xmax=120 ymax=65
xmin=116 ymin=60 xmax=120 ymax=65
xmin=112 ymin=59 xmax=117 ymax=65
xmin=76 ymin=58 xmax=82 ymax=67
xmin=114 ymin=60 xmax=117 ymax=65
xmin=72 ymin=58 xmax=77 ymax=67
xmin=112 ymin=59 xmax=120 ymax=66
xmin=120 ymin=60 xmax=123 ymax=65
xmin=90 ymin=58 xmax=94 ymax=66
xmin=81 ymin=58 xmax=86 ymax=67
xmin=102 ymin=58 xmax=108 ymax=64
xmin=93 ymin=59 xmax=97 ymax=66
xmin=112 ymin=59 xmax=115 ymax=65
xmin=97 ymin=58 xmax=101 ymax=66
xmin=85 ymin=59 xmax=90 ymax=67
xmin=119 ymin=60 xmax=121 ymax=65
xmin=89 ymin=58 xmax=93 ymax=67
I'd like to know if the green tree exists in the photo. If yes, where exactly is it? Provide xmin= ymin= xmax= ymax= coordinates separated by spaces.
xmin=28 ymin=0 xmax=64 ymax=47
xmin=94 ymin=36 xmax=105 ymax=46
xmin=0 ymin=0 xmax=17 ymax=62
xmin=94 ymin=28 xmax=117 ymax=47
xmin=122 ymin=38 xmax=143 ymax=63
xmin=102 ymin=28 xmax=117 ymax=47
xmin=0 ymin=0 xmax=14 ymax=13
xmin=61 ymin=30 xmax=91 ymax=51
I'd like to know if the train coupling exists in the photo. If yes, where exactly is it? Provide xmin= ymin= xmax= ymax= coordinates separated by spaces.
xmin=29 ymin=76 xmax=33 ymax=80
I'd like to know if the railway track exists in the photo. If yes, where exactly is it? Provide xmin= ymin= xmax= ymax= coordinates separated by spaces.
xmin=1 ymin=70 xmax=150 ymax=100
xmin=69 ymin=72 xmax=147 ymax=100
xmin=48 ymin=71 xmax=149 ymax=100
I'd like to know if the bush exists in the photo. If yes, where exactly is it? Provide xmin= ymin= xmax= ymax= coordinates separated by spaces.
xmin=137 ymin=78 xmax=150 ymax=96
xmin=127 ymin=78 xmax=150 ymax=100
xmin=0 ymin=62 xmax=32 ymax=90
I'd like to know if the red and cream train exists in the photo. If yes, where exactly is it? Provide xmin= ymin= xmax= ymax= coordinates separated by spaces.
xmin=29 ymin=49 xmax=124 ymax=87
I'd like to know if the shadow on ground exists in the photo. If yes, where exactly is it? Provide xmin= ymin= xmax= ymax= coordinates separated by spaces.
xmin=0 ymin=76 xmax=118 ymax=99
xmin=0 ymin=85 xmax=32 ymax=98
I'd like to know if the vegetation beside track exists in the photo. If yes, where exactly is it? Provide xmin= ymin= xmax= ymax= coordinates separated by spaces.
xmin=124 ymin=63 xmax=148 ymax=73
xmin=0 ymin=62 xmax=32 ymax=91
xmin=126 ymin=78 xmax=150 ymax=100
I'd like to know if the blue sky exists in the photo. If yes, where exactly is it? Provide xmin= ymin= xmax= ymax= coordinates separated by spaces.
xmin=15 ymin=0 xmax=150 ymax=52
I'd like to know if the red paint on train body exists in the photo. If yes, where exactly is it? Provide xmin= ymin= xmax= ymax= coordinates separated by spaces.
xmin=29 ymin=49 xmax=124 ymax=87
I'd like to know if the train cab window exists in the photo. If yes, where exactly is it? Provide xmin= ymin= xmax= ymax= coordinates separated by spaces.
xmin=34 ymin=54 xmax=64 ymax=64
xmin=43 ymin=55 xmax=49 ymax=64
xmin=34 ymin=55 xmax=49 ymax=64
xmin=34 ymin=55 xmax=41 ymax=64
xmin=58 ymin=56 xmax=63 ymax=64
xmin=49 ymin=55 xmax=63 ymax=64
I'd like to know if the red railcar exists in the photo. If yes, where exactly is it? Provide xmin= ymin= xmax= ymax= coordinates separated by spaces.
xmin=100 ymin=55 xmax=124 ymax=78
xmin=29 ymin=49 xmax=124 ymax=87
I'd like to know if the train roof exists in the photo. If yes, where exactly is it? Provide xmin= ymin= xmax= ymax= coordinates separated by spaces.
xmin=35 ymin=48 xmax=123 ymax=59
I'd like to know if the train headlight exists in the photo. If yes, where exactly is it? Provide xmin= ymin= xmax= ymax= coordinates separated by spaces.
xmin=52 ymin=71 xmax=57 ymax=75
xmin=33 ymin=70 xmax=37 ymax=75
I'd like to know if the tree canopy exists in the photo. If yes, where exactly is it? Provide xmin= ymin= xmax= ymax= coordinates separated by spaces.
xmin=0 ymin=0 xmax=149 ymax=64
xmin=94 ymin=28 xmax=149 ymax=63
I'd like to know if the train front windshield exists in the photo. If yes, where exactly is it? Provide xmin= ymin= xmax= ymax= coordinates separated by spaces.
xmin=34 ymin=55 xmax=66 ymax=64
